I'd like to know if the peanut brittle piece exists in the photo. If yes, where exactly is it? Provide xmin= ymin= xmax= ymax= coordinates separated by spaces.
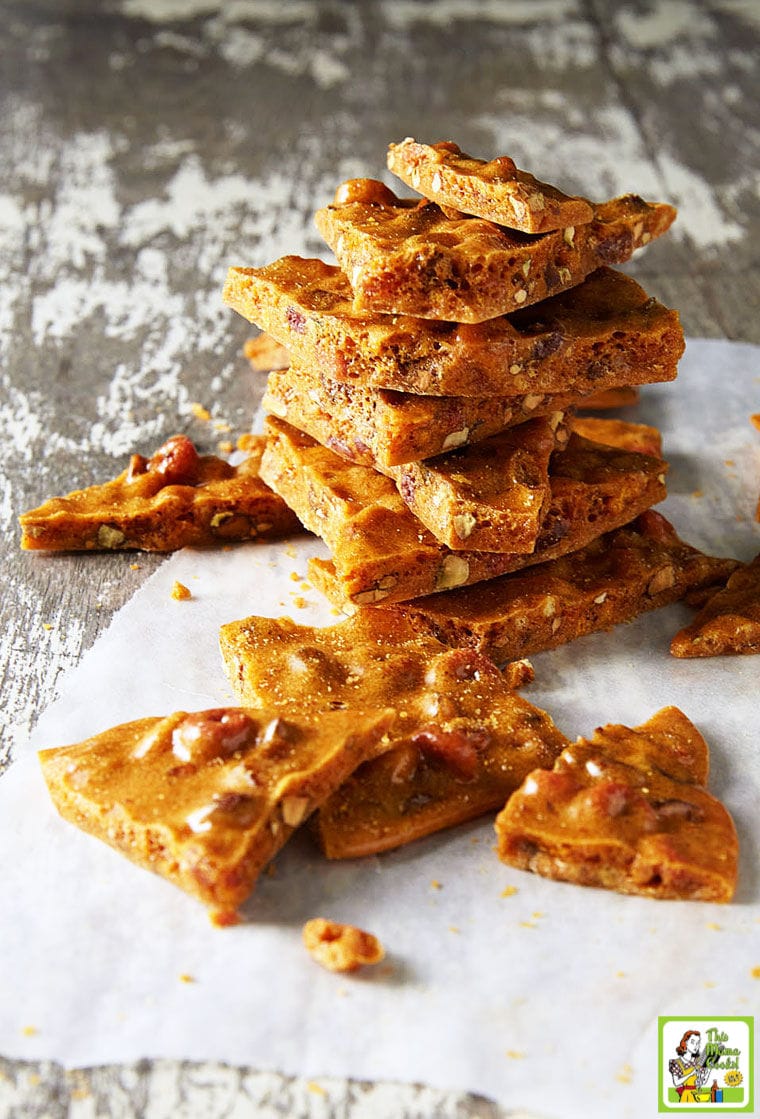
xmin=386 ymin=511 xmax=740 ymax=664
xmin=39 ymin=705 xmax=394 ymax=924
xmin=224 ymin=258 xmax=682 ymax=396
xmin=218 ymin=611 xmax=568 ymax=857
xmin=314 ymin=647 xmax=568 ymax=858
xmin=220 ymin=608 xmax=451 ymax=724
xmin=495 ymin=707 xmax=738 ymax=902
xmin=19 ymin=434 xmax=300 ymax=552
xmin=387 ymin=138 xmax=594 ymax=233
xmin=259 ymin=416 xmax=668 ymax=607
xmin=314 ymin=180 xmax=676 ymax=322
xmin=569 ymin=415 xmax=662 ymax=457
xmin=264 ymin=362 xmax=579 ymax=467
xmin=384 ymin=414 xmax=568 ymax=553
xmin=670 ymin=553 xmax=760 ymax=657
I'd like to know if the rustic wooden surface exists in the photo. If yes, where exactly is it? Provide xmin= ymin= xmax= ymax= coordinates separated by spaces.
xmin=1 ymin=1 xmax=758 ymax=1115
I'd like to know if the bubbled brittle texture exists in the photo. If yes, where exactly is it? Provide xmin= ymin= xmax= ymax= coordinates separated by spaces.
xmin=670 ymin=553 xmax=760 ymax=657
xmin=218 ymin=609 xmax=568 ymax=858
xmin=259 ymin=415 xmax=668 ymax=607
xmin=224 ymin=259 xmax=683 ymax=395
xmin=385 ymin=511 xmax=740 ymax=664
xmin=494 ymin=707 xmax=738 ymax=902
xmin=314 ymin=186 xmax=677 ymax=322
xmin=19 ymin=435 xmax=300 ymax=552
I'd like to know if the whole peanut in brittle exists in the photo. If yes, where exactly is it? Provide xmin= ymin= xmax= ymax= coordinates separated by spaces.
xmin=495 ymin=707 xmax=738 ymax=902
xmin=20 ymin=435 xmax=300 ymax=552
xmin=224 ymin=259 xmax=682 ymax=396
xmin=315 ymin=181 xmax=676 ymax=322
xmin=387 ymin=138 xmax=594 ymax=233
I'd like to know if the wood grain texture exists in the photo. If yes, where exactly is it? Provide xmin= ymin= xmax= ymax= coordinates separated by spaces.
xmin=1 ymin=1 xmax=757 ymax=1115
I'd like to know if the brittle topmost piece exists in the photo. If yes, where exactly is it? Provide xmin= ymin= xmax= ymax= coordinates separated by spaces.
xmin=315 ymin=180 xmax=676 ymax=322
xmin=387 ymin=138 xmax=595 ymax=233
xmin=495 ymin=707 xmax=738 ymax=902
xmin=224 ymin=259 xmax=683 ymax=397
xmin=19 ymin=434 xmax=300 ymax=553
xmin=40 ymin=705 xmax=395 ymax=925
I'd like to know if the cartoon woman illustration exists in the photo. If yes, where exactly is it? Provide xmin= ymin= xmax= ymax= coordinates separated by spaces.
xmin=669 ymin=1030 xmax=708 ymax=1102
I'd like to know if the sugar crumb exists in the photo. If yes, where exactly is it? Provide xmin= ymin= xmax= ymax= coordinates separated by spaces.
xmin=21 ymin=1025 xmax=38 ymax=1037
xmin=751 ymin=966 xmax=760 ymax=979
xmin=430 ymin=879 xmax=442 ymax=890
xmin=179 ymin=973 xmax=196 ymax=984
xmin=42 ymin=623 xmax=52 ymax=631
xmin=616 ymin=1063 xmax=633 ymax=1085
xmin=191 ymin=402 xmax=211 ymax=421
xmin=171 ymin=581 xmax=192 ymax=601
xmin=506 ymin=1049 xmax=525 ymax=1060
xmin=500 ymin=885 xmax=518 ymax=898
xmin=307 ymin=1081 xmax=328 ymax=1097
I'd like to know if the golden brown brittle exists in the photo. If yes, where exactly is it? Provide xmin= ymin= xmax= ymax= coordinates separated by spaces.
xmin=39 ymin=705 xmax=394 ymax=924
xmin=315 ymin=183 xmax=676 ymax=322
xmin=224 ymin=259 xmax=682 ymax=396
xmin=387 ymin=138 xmax=594 ymax=233
xmin=20 ymin=435 xmax=300 ymax=552
xmin=495 ymin=707 xmax=738 ymax=902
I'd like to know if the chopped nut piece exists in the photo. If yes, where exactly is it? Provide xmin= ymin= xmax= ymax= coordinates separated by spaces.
xmin=436 ymin=555 xmax=470 ymax=591
xmin=302 ymin=917 xmax=385 ymax=973
xmin=97 ymin=524 xmax=126 ymax=549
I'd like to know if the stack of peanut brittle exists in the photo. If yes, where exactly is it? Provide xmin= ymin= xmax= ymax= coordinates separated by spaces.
xmin=30 ymin=141 xmax=745 ymax=924
xmin=224 ymin=139 xmax=737 ymax=664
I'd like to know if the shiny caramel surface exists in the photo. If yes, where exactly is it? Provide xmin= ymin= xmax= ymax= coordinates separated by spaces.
xmin=670 ymin=552 xmax=760 ymax=657
xmin=387 ymin=511 xmax=739 ymax=664
xmin=495 ymin=707 xmax=738 ymax=901
xmin=315 ymin=187 xmax=677 ymax=322
xmin=39 ymin=705 xmax=394 ymax=920
xmin=20 ymin=435 xmax=300 ymax=552
xmin=260 ymin=416 xmax=667 ymax=606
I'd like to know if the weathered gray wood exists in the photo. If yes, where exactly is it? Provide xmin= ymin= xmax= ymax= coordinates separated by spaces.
xmin=1 ymin=1 xmax=758 ymax=1115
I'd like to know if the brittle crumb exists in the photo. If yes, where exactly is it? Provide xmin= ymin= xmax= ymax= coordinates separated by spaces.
xmin=170 ymin=581 xmax=192 ymax=601
xmin=302 ymin=917 xmax=385 ymax=973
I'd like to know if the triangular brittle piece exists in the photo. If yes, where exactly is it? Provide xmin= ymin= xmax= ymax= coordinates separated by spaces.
xmin=670 ymin=553 xmax=760 ymax=656
xmin=218 ymin=611 xmax=568 ymax=858
xmin=387 ymin=138 xmax=594 ymax=233
xmin=384 ymin=415 xmax=568 ymax=552
xmin=385 ymin=512 xmax=740 ymax=665
xmin=20 ymin=434 xmax=300 ymax=552
xmin=39 ymin=706 xmax=394 ymax=924
xmin=495 ymin=707 xmax=738 ymax=902
xmin=314 ymin=181 xmax=676 ymax=322
xmin=224 ymin=259 xmax=683 ymax=397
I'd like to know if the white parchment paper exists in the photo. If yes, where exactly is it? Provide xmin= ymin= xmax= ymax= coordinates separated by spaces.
xmin=1 ymin=339 xmax=759 ymax=1119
